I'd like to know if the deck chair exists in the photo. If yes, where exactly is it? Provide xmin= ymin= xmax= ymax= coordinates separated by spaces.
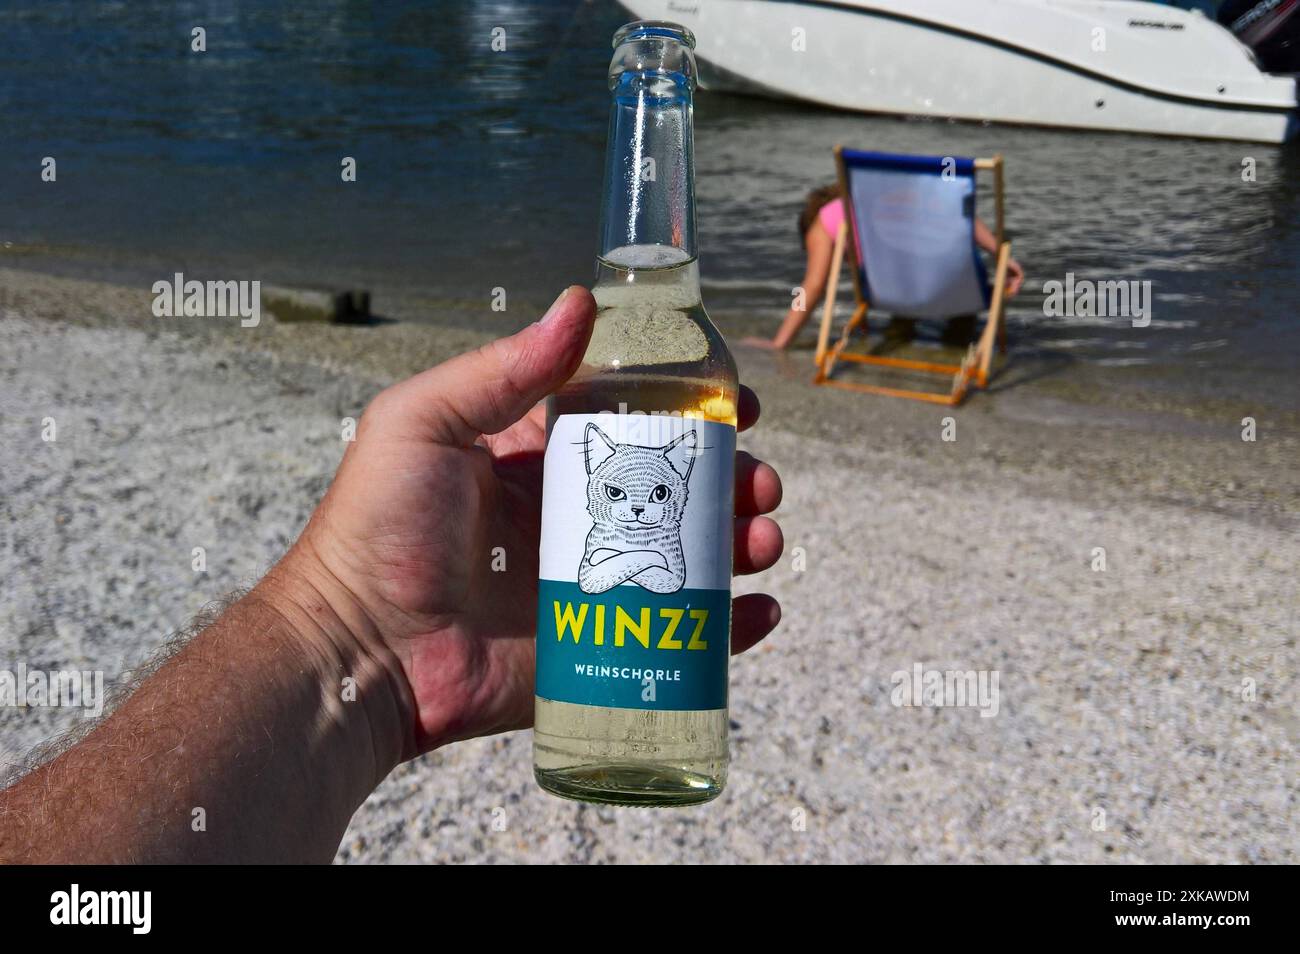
xmin=813 ymin=147 xmax=1012 ymax=406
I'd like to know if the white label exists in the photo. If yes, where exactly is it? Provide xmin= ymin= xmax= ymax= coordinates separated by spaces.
xmin=539 ymin=413 xmax=735 ymax=593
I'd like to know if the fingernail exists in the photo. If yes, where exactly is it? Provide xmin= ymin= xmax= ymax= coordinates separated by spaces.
xmin=540 ymin=287 xmax=571 ymax=325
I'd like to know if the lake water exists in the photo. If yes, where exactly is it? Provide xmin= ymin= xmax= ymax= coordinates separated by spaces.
xmin=2 ymin=0 xmax=1296 ymax=407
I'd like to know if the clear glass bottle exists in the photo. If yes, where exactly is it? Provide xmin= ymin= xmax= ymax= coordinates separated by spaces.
xmin=533 ymin=21 xmax=738 ymax=806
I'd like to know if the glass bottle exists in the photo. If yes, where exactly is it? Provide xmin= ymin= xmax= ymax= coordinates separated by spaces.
xmin=533 ymin=21 xmax=738 ymax=806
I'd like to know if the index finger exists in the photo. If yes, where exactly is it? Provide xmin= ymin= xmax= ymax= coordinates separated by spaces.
xmin=738 ymin=385 xmax=760 ymax=433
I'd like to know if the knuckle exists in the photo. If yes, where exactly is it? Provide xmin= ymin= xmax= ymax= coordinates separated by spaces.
xmin=359 ymin=387 xmax=398 ymax=436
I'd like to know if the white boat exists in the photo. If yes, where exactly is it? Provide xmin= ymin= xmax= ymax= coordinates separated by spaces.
xmin=617 ymin=0 xmax=1300 ymax=142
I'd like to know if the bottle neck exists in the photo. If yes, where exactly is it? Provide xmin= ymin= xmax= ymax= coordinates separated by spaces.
xmin=597 ymin=29 xmax=698 ymax=270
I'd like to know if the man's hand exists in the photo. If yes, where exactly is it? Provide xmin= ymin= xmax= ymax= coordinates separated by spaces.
xmin=269 ymin=286 xmax=784 ymax=760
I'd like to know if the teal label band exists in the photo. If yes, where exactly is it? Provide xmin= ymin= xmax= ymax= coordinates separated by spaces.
xmin=536 ymin=579 xmax=730 ymax=711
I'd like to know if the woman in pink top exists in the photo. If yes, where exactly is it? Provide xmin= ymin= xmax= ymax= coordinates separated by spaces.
xmin=744 ymin=184 xmax=1023 ymax=351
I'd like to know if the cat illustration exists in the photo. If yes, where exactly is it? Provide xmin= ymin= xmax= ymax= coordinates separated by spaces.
xmin=577 ymin=423 xmax=696 ymax=594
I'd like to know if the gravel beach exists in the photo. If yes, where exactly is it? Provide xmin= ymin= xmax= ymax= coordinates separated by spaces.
xmin=1 ymin=266 xmax=1296 ymax=863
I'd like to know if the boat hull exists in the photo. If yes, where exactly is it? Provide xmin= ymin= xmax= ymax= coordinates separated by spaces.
xmin=623 ymin=0 xmax=1299 ymax=142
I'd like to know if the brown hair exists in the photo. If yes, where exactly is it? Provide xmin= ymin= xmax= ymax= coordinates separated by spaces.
xmin=798 ymin=183 xmax=842 ymax=248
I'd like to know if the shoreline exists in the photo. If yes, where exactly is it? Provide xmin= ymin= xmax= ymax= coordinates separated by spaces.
xmin=2 ymin=263 xmax=1296 ymax=862
xmin=5 ymin=263 xmax=1296 ymax=525
xmin=7 ymin=239 xmax=1298 ymax=416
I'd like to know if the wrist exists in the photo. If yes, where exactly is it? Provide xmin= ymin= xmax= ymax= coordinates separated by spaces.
xmin=255 ymin=545 xmax=417 ymax=781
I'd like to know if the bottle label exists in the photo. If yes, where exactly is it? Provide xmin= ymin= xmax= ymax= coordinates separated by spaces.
xmin=536 ymin=412 xmax=735 ymax=712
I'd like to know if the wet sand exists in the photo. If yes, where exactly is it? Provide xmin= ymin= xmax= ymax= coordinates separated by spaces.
xmin=1 ymin=265 xmax=1296 ymax=863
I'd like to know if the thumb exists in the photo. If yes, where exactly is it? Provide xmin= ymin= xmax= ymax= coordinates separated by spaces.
xmin=379 ymin=286 xmax=596 ymax=445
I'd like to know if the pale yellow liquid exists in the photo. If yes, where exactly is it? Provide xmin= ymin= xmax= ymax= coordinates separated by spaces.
xmin=533 ymin=252 xmax=738 ymax=806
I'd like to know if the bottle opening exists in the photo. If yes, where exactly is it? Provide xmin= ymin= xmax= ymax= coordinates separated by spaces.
xmin=612 ymin=21 xmax=696 ymax=50
xmin=608 ymin=20 xmax=698 ymax=91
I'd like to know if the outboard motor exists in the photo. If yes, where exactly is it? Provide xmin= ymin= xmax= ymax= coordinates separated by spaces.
xmin=1218 ymin=0 xmax=1300 ymax=73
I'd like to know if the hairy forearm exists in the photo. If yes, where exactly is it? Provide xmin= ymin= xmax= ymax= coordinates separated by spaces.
xmin=0 ymin=562 xmax=410 ymax=863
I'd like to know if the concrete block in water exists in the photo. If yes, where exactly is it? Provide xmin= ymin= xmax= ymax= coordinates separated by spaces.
xmin=263 ymin=286 xmax=371 ymax=324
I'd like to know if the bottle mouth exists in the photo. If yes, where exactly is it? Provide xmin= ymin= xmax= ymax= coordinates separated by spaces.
xmin=608 ymin=20 xmax=697 ymax=91
xmin=612 ymin=20 xmax=696 ymax=50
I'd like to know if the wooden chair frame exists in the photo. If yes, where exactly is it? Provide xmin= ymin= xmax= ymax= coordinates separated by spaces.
xmin=813 ymin=148 xmax=1011 ymax=406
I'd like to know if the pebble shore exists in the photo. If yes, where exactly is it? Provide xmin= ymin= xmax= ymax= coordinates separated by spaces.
xmin=1 ymin=266 xmax=1295 ymax=863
